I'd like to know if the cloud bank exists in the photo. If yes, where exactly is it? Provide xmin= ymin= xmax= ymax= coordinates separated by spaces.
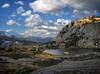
xmin=30 ymin=0 xmax=100 ymax=13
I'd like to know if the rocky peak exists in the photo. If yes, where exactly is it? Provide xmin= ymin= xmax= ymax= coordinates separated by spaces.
xmin=55 ymin=16 xmax=100 ymax=48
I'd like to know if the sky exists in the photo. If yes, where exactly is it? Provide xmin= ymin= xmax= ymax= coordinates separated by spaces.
xmin=0 ymin=0 xmax=100 ymax=38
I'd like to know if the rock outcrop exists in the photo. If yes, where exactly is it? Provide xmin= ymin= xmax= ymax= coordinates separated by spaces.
xmin=55 ymin=16 xmax=100 ymax=48
xmin=31 ymin=59 xmax=100 ymax=74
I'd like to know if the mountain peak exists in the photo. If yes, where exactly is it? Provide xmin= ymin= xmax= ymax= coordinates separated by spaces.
xmin=55 ymin=16 xmax=100 ymax=48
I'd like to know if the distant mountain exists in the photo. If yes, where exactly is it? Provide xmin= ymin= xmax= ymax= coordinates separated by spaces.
xmin=0 ymin=32 xmax=36 ymax=46
xmin=0 ymin=30 xmax=6 ymax=36
xmin=55 ymin=16 xmax=100 ymax=48
xmin=0 ymin=30 xmax=53 ymax=44
xmin=24 ymin=36 xmax=53 ymax=43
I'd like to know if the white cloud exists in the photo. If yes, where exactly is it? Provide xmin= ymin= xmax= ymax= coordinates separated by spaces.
xmin=20 ymin=12 xmax=71 ymax=38
xmin=11 ymin=13 xmax=16 ymax=17
xmin=6 ymin=20 xmax=16 ymax=26
xmin=5 ymin=29 xmax=12 ymax=33
xmin=29 ymin=0 xmax=100 ymax=13
xmin=83 ymin=10 xmax=96 ymax=15
xmin=48 ymin=20 xmax=53 ymax=23
xmin=2 ymin=3 xmax=10 ymax=8
xmin=15 ymin=1 xmax=24 ymax=5
xmin=73 ymin=10 xmax=79 ymax=14
xmin=22 ymin=10 xmax=32 ymax=16
xmin=29 ymin=0 xmax=68 ymax=13
xmin=23 ymin=14 xmax=71 ymax=38
xmin=32 ymin=28 xmax=48 ymax=33
xmin=39 ymin=25 xmax=58 ymax=31
xmin=19 ymin=28 xmax=49 ymax=38
xmin=25 ymin=14 xmax=42 ymax=27
xmin=17 ymin=6 xmax=25 ymax=14
xmin=55 ymin=19 xmax=71 ymax=26
xmin=20 ymin=27 xmax=59 ymax=38
xmin=73 ymin=9 xmax=97 ymax=17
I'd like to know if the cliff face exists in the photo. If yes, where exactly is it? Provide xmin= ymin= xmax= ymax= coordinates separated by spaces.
xmin=55 ymin=16 xmax=100 ymax=48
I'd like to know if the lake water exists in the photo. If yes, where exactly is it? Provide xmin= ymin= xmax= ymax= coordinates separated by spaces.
xmin=43 ymin=49 xmax=69 ymax=55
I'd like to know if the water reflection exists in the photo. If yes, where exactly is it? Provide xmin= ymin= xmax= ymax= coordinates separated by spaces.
xmin=43 ymin=49 xmax=69 ymax=55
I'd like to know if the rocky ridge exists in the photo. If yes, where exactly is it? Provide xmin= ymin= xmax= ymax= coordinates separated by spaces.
xmin=55 ymin=16 xmax=100 ymax=48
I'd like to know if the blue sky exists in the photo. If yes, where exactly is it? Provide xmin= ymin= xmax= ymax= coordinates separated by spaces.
xmin=0 ymin=0 xmax=100 ymax=38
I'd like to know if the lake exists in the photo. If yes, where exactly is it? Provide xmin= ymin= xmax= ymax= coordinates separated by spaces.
xmin=43 ymin=49 xmax=69 ymax=55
